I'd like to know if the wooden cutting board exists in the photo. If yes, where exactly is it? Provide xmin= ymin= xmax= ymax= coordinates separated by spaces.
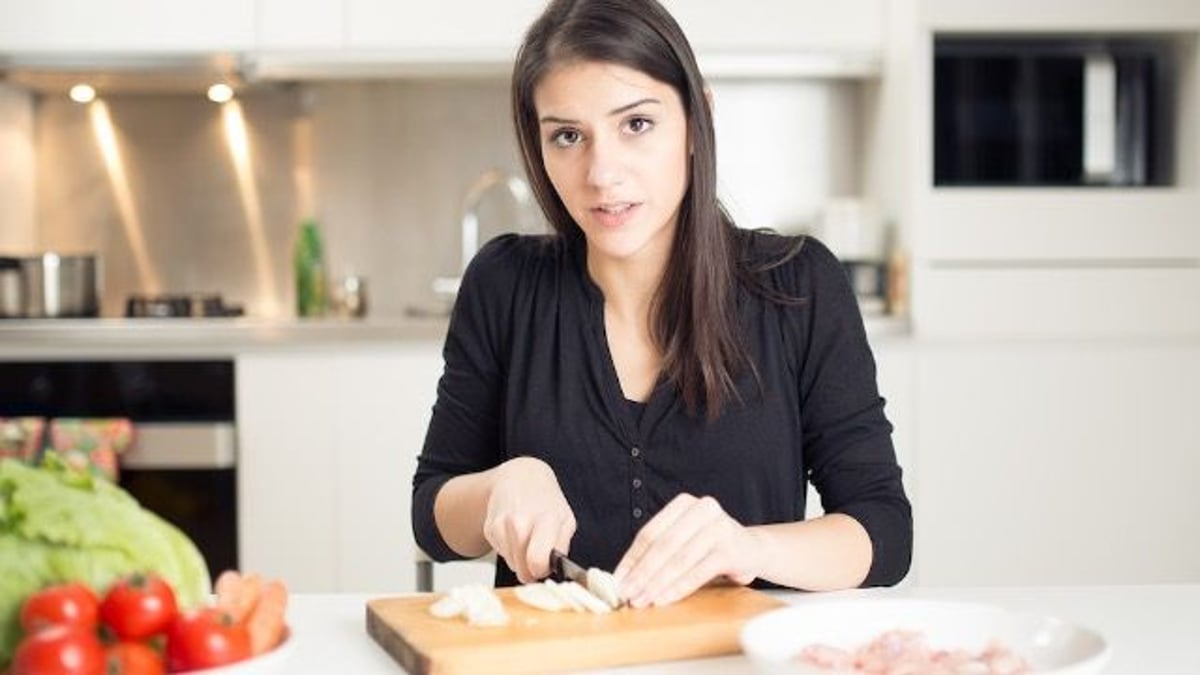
xmin=366 ymin=585 xmax=786 ymax=674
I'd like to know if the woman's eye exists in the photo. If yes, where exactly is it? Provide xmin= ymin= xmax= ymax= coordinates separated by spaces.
xmin=549 ymin=128 xmax=582 ymax=147
xmin=625 ymin=116 xmax=654 ymax=134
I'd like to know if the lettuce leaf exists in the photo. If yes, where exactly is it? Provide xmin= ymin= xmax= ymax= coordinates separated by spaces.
xmin=0 ymin=457 xmax=211 ymax=666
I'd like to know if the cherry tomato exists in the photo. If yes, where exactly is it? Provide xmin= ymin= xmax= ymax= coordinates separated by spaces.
xmin=165 ymin=608 xmax=252 ymax=672
xmin=11 ymin=624 xmax=106 ymax=675
xmin=106 ymin=641 xmax=166 ymax=675
xmin=20 ymin=582 xmax=101 ymax=634
xmin=100 ymin=573 xmax=179 ymax=640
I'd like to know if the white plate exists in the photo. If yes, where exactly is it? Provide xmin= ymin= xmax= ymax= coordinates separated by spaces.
xmin=187 ymin=628 xmax=295 ymax=675
xmin=740 ymin=599 xmax=1109 ymax=674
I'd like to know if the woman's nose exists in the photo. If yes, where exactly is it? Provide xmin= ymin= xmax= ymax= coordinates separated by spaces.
xmin=585 ymin=138 xmax=624 ymax=188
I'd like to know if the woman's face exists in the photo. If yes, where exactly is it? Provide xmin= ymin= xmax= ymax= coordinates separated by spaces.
xmin=534 ymin=60 xmax=690 ymax=269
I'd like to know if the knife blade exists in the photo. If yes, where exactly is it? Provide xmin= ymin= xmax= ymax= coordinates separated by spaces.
xmin=549 ymin=548 xmax=589 ymax=586
xmin=549 ymin=548 xmax=627 ymax=609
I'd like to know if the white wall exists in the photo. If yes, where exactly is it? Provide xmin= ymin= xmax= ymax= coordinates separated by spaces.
xmin=0 ymin=83 xmax=35 ymax=252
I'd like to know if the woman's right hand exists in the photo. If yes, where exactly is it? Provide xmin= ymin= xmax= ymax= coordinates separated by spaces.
xmin=484 ymin=456 xmax=576 ymax=583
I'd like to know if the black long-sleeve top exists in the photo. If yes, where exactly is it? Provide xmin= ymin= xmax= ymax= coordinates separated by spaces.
xmin=412 ymin=228 xmax=912 ymax=588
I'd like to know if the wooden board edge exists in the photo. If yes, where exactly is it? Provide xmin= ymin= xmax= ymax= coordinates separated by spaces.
xmin=432 ymin=619 xmax=748 ymax=667
xmin=366 ymin=601 xmax=432 ymax=675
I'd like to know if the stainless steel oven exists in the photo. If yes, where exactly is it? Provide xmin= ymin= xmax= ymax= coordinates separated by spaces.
xmin=0 ymin=360 xmax=238 ymax=574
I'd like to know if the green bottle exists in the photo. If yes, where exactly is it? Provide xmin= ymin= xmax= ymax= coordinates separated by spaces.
xmin=294 ymin=219 xmax=327 ymax=317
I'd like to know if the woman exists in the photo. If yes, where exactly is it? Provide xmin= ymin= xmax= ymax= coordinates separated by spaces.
xmin=413 ymin=0 xmax=911 ymax=608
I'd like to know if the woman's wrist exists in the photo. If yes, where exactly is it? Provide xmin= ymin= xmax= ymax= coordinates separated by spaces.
xmin=741 ymin=525 xmax=774 ymax=584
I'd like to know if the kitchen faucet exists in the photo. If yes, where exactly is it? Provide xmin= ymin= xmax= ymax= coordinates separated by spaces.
xmin=432 ymin=168 xmax=535 ymax=297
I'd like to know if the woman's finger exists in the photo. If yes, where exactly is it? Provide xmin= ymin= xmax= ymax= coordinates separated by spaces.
xmin=614 ymin=493 xmax=696 ymax=581
xmin=650 ymin=548 xmax=728 ymax=607
xmin=525 ymin=511 xmax=569 ymax=580
xmin=626 ymin=501 xmax=730 ymax=607
xmin=504 ymin=517 xmax=536 ymax=583
xmin=621 ymin=497 xmax=723 ymax=603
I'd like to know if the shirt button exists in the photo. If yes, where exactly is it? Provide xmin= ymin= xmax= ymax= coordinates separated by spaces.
xmin=632 ymin=478 xmax=642 ymax=489
xmin=633 ymin=507 xmax=643 ymax=519
xmin=630 ymin=446 xmax=641 ymax=458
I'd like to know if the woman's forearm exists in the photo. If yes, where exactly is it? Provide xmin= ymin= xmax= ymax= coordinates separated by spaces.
xmin=748 ymin=513 xmax=873 ymax=591
xmin=432 ymin=466 xmax=503 ymax=558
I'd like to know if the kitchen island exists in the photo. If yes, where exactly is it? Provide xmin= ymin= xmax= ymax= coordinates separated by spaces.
xmin=286 ymin=585 xmax=1198 ymax=674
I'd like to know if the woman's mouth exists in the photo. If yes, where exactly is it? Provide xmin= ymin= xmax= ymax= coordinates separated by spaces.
xmin=590 ymin=202 xmax=641 ymax=229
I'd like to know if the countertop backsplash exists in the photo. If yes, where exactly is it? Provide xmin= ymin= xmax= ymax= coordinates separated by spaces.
xmin=20 ymin=76 xmax=864 ymax=320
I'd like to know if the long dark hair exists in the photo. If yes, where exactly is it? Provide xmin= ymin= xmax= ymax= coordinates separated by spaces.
xmin=512 ymin=0 xmax=763 ymax=419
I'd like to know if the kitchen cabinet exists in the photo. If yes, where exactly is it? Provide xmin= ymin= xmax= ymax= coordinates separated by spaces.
xmin=661 ymin=0 xmax=884 ymax=54
xmin=237 ymin=343 xmax=444 ymax=593
xmin=249 ymin=0 xmax=885 ymax=79
xmin=0 ymin=0 xmax=254 ymax=52
xmin=237 ymin=353 xmax=341 ymax=592
xmin=913 ymin=267 xmax=1200 ymax=339
xmin=919 ymin=0 xmax=1200 ymax=31
xmin=344 ymin=0 xmax=545 ymax=55
xmin=257 ymin=0 xmax=344 ymax=50
xmin=912 ymin=339 xmax=1200 ymax=586
xmin=240 ymin=335 xmax=1200 ymax=591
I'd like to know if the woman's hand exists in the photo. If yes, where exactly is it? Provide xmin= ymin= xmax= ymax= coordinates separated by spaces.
xmin=483 ymin=456 xmax=577 ymax=583
xmin=613 ymin=493 xmax=764 ymax=608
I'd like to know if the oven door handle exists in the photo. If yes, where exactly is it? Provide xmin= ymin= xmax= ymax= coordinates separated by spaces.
xmin=120 ymin=422 xmax=236 ymax=469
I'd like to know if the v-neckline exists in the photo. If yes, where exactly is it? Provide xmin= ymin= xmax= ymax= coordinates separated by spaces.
xmin=570 ymin=231 xmax=674 ymax=445
xmin=592 ymin=302 xmax=673 ymax=445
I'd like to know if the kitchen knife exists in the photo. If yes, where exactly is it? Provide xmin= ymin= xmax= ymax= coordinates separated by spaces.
xmin=549 ymin=549 xmax=626 ymax=609
xmin=549 ymin=548 xmax=589 ymax=586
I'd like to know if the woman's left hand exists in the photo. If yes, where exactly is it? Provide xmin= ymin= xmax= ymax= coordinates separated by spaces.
xmin=613 ymin=493 xmax=764 ymax=608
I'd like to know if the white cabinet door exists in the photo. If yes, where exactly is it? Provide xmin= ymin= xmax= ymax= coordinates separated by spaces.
xmin=0 ymin=0 xmax=255 ymax=52
xmin=258 ymin=0 xmax=344 ymax=50
xmin=913 ymin=340 xmax=1200 ymax=586
xmin=345 ymin=0 xmax=545 ymax=55
xmin=660 ymin=0 xmax=884 ymax=53
xmin=239 ymin=344 xmax=452 ymax=594
xmin=872 ymin=339 xmax=917 ymax=496
xmin=919 ymin=0 xmax=1200 ymax=31
xmin=334 ymin=344 xmax=444 ymax=593
xmin=237 ymin=353 xmax=340 ymax=592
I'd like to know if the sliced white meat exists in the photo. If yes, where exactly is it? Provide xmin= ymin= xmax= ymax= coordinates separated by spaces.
xmin=585 ymin=567 xmax=622 ymax=609
xmin=558 ymin=580 xmax=612 ymax=614
xmin=543 ymin=580 xmax=586 ymax=612
xmin=514 ymin=582 xmax=567 ymax=612
xmin=428 ymin=594 xmax=464 ymax=619
xmin=428 ymin=585 xmax=510 ymax=627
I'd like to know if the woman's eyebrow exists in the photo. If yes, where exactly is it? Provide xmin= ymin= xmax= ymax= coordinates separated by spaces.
xmin=538 ymin=97 xmax=663 ymax=125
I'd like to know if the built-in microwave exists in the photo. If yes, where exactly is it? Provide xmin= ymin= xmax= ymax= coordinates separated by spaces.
xmin=934 ymin=36 xmax=1176 ymax=187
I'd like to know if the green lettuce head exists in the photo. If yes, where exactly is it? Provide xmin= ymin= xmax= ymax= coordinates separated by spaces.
xmin=0 ymin=455 xmax=211 ymax=666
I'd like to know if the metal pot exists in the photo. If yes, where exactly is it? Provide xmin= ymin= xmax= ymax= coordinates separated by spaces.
xmin=1 ymin=253 xmax=101 ymax=318
xmin=0 ymin=258 xmax=22 ymax=318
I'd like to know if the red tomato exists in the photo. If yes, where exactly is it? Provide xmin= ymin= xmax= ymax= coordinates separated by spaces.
xmin=20 ymin=582 xmax=101 ymax=634
xmin=101 ymin=573 xmax=179 ymax=640
xmin=106 ymin=641 xmax=165 ymax=675
xmin=165 ymin=608 xmax=252 ymax=672
xmin=11 ymin=624 xmax=106 ymax=675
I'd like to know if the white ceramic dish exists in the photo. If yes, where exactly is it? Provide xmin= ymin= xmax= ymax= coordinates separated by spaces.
xmin=187 ymin=628 xmax=294 ymax=675
xmin=740 ymin=599 xmax=1109 ymax=674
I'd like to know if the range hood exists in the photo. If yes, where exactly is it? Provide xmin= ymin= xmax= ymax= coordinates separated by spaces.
xmin=0 ymin=47 xmax=882 ymax=91
xmin=0 ymin=53 xmax=245 ymax=94
xmin=246 ymin=48 xmax=882 ymax=81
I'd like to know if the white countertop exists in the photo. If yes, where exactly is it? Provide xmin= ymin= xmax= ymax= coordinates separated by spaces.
xmin=286 ymin=585 xmax=1199 ymax=674
xmin=0 ymin=315 xmax=910 ymax=358
xmin=0 ymin=317 xmax=450 ymax=357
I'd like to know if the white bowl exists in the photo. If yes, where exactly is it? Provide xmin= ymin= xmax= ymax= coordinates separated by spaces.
xmin=740 ymin=599 xmax=1109 ymax=674
xmin=187 ymin=628 xmax=295 ymax=675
